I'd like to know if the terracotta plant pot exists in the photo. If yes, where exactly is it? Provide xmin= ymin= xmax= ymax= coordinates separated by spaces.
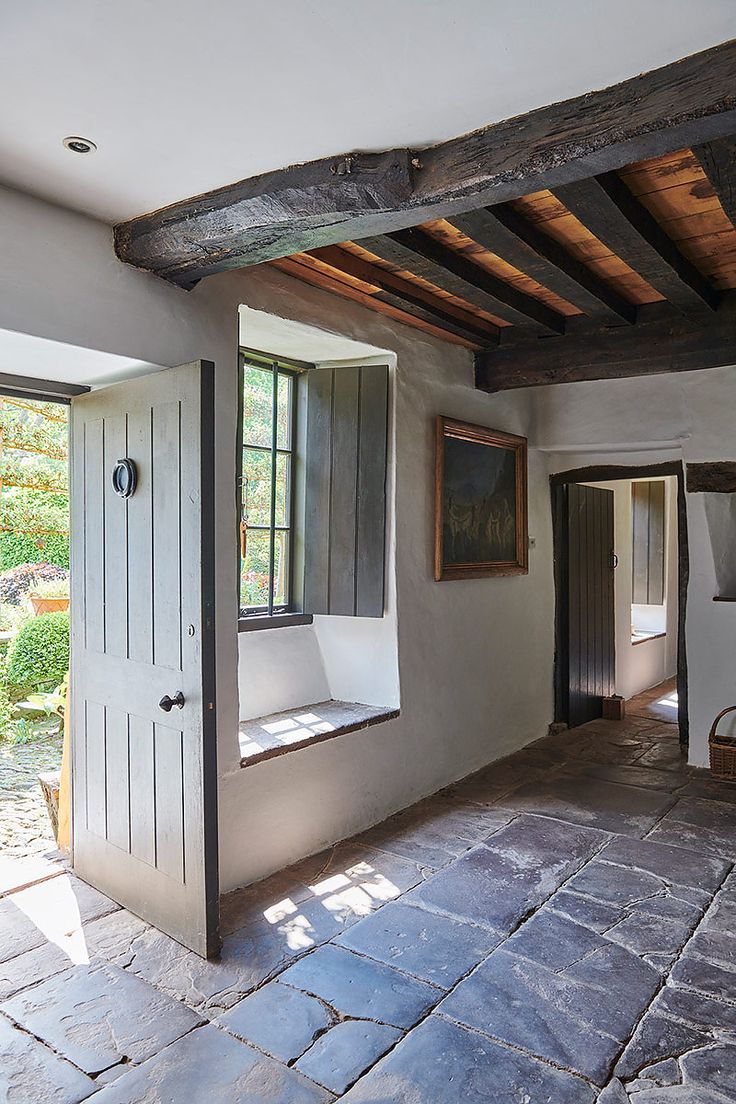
xmin=29 ymin=595 xmax=70 ymax=616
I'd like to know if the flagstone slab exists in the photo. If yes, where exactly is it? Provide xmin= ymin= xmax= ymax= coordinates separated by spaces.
xmin=647 ymin=798 xmax=736 ymax=858
xmin=0 ymin=1011 xmax=95 ymax=1104
xmin=340 ymin=1013 xmax=596 ymax=1103
xmin=219 ymin=980 xmax=332 ymax=1063
xmin=572 ymin=763 xmax=686 ymax=792
xmin=89 ymin=1023 xmax=334 ymax=1103
xmin=334 ymin=899 xmax=500 ymax=988
xmin=404 ymin=815 xmax=606 ymax=931
xmin=597 ymin=836 xmax=730 ymax=894
xmin=680 ymin=1043 xmax=736 ymax=1099
xmin=295 ymin=1020 xmax=401 ymax=1094
xmin=565 ymin=860 xmax=666 ymax=909
xmin=0 ymin=873 xmax=119 ymax=964
xmin=616 ymin=1010 xmax=712 ymax=1080
xmin=656 ymin=984 xmax=736 ymax=1032
xmin=606 ymin=910 xmax=696 ymax=958
xmin=505 ymin=907 xmax=606 ymax=971
xmin=1 ymin=962 xmax=201 ymax=1075
xmin=0 ymin=938 xmax=74 ymax=1001
xmin=356 ymin=798 xmax=512 ymax=869
xmin=279 ymin=944 xmax=441 ymax=1028
xmin=498 ymin=775 xmax=674 ymax=837
xmin=669 ymin=955 xmax=736 ymax=1002
xmin=549 ymin=890 xmax=622 ymax=932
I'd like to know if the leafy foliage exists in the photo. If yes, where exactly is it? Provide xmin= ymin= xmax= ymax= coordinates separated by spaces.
xmin=0 ymin=562 xmax=68 ymax=605
xmin=6 ymin=611 xmax=70 ymax=697
xmin=0 ymin=532 xmax=69 ymax=571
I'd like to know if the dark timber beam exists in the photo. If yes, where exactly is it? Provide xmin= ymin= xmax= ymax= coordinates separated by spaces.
xmin=449 ymin=206 xmax=637 ymax=324
xmin=555 ymin=173 xmax=720 ymax=316
xmin=686 ymin=462 xmax=736 ymax=493
xmin=694 ymin=136 xmax=736 ymax=226
xmin=307 ymin=246 xmax=499 ymax=345
xmin=361 ymin=229 xmax=566 ymax=333
xmin=114 ymin=40 xmax=736 ymax=286
xmin=475 ymin=293 xmax=736 ymax=391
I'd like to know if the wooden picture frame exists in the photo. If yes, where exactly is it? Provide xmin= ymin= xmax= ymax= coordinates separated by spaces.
xmin=434 ymin=417 xmax=528 ymax=581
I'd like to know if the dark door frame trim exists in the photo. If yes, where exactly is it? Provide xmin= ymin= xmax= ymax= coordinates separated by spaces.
xmin=551 ymin=461 xmax=689 ymax=747
xmin=0 ymin=372 xmax=90 ymax=404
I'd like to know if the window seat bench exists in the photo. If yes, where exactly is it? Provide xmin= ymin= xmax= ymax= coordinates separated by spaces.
xmin=238 ymin=700 xmax=399 ymax=767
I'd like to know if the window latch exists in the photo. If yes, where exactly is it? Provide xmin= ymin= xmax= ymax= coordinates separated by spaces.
xmin=240 ymin=519 xmax=248 ymax=559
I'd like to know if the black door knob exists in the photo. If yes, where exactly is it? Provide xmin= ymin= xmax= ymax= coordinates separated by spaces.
xmin=159 ymin=691 xmax=185 ymax=712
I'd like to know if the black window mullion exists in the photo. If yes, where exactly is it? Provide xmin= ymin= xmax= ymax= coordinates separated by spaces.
xmin=267 ymin=362 xmax=279 ymax=616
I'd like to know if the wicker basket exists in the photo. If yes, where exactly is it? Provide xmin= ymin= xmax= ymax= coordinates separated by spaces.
xmin=709 ymin=705 xmax=736 ymax=780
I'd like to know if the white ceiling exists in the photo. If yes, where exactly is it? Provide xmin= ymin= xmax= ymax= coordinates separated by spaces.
xmin=0 ymin=329 xmax=160 ymax=389
xmin=1 ymin=2 xmax=733 ymax=224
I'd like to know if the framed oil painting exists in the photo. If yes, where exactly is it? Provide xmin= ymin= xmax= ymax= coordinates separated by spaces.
xmin=434 ymin=417 xmax=528 ymax=581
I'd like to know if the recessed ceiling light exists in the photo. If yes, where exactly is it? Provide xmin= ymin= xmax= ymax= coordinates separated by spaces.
xmin=62 ymin=136 xmax=97 ymax=154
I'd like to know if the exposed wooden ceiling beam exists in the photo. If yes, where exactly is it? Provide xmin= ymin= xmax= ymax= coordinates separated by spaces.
xmin=360 ymin=229 xmax=566 ymax=333
xmin=475 ymin=294 xmax=736 ymax=391
xmin=555 ymin=173 xmax=720 ymax=316
xmin=448 ymin=207 xmax=637 ymax=324
xmin=114 ymin=40 xmax=736 ymax=286
xmin=307 ymin=246 xmax=498 ymax=345
xmin=693 ymin=136 xmax=736 ymax=227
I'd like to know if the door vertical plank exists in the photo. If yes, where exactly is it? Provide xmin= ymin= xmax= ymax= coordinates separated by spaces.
xmin=127 ymin=407 xmax=154 ymax=665
xmin=151 ymin=402 xmax=182 ymax=671
xmin=129 ymin=715 xmax=156 ymax=866
xmin=567 ymin=485 xmax=581 ymax=727
xmin=604 ymin=489 xmax=615 ymax=695
xmin=85 ymin=701 xmax=107 ymax=838
xmin=154 ymin=722 xmax=185 ymax=882
xmin=105 ymin=707 xmax=131 ymax=852
xmin=103 ymin=414 xmax=129 ymax=658
xmin=355 ymin=365 xmax=389 ymax=617
xmin=303 ymin=369 xmax=333 ymax=614
xmin=329 ymin=367 xmax=360 ymax=615
xmin=85 ymin=420 xmax=105 ymax=653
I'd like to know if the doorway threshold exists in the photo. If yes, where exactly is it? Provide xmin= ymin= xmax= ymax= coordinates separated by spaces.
xmin=238 ymin=700 xmax=399 ymax=767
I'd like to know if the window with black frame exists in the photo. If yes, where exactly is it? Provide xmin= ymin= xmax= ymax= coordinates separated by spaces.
xmin=239 ymin=353 xmax=297 ymax=618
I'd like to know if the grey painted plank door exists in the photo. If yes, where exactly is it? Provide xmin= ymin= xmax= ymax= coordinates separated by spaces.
xmin=567 ymin=483 xmax=615 ymax=729
xmin=70 ymin=361 xmax=219 ymax=958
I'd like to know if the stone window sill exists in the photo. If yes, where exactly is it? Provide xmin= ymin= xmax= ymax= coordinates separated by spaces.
xmin=631 ymin=630 xmax=666 ymax=645
xmin=238 ymin=612 xmax=314 ymax=632
xmin=238 ymin=700 xmax=399 ymax=767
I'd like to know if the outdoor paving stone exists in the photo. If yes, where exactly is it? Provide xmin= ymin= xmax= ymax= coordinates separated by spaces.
xmin=1 ymin=961 xmax=202 ymax=1075
xmin=89 ymin=1022 xmax=334 ymax=1103
xmin=0 ymin=850 xmax=64 ymax=897
xmin=295 ymin=1020 xmax=402 ymax=1094
xmin=0 ymin=1010 xmax=95 ymax=1104
xmin=626 ymin=1089 xmax=730 ymax=1102
xmin=498 ymin=775 xmax=674 ymax=837
xmin=597 ymin=1079 xmax=629 ymax=1102
xmin=598 ymin=836 xmax=730 ymax=895
xmin=505 ymin=906 xmax=606 ymax=971
xmin=647 ymin=798 xmax=736 ymax=858
xmin=404 ymin=814 xmax=606 ymax=932
xmin=616 ymin=1011 xmax=712 ymax=1080
xmin=0 ymin=872 xmax=119 ymax=965
xmin=0 ymin=938 xmax=74 ymax=1001
xmin=669 ymin=955 xmax=736 ymax=1002
xmin=340 ymin=1012 xmax=596 ymax=1103
xmin=219 ymin=980 xmax=332 ymax=1062
xmin=439 ymin=947 xmax=625 ymax=1084
xmin=356 ymin=797 xmax=511 ymax=868
xmin=679 ymin=1043 xmax=736 ymax=1099
xmin=82 ymin=908 xmax=150 ymax=963
xmin=334 ymin=899 xmax=500 ymax=987
xmin=278 ymin=943 xmax=441 ymax=1028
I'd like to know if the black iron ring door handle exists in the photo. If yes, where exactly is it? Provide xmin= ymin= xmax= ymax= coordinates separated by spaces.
xmin=159 ymin=691 xmax=185 ymax=712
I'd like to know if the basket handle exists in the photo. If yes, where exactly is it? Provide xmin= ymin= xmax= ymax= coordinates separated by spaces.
xmin=709 ymin=705 xmax=736 ymax=741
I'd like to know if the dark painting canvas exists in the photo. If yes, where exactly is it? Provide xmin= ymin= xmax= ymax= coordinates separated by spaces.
xmin=435 ymin=417 xmax=528 ymax=580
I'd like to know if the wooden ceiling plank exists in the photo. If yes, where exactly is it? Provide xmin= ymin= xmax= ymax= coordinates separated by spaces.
xmin=308 ymin=245 xmax=498 ymax=345
xmin=452 ymin=205 xmax=637 ymax=323
xmin=360 ymin=228 xmax=566 ymax=333
xmin=476 ymin=293 xmax=736 ymax=391
xmin=113 ymin=40 xmax=736 ymax=285
xmin=693 ymin=137 xmax=736 ymax=227
xmin=554 ymin=173 xmax=720 ymax=315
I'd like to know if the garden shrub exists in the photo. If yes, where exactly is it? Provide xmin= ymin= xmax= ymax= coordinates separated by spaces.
xmin=0 ymin=532 xmax=70 ymax=572
xmin=0 ymin=562 xmax=68 ymax=605
xmin=0 ymin=669 xmax=13 ymax=739
xmin=6 ymin=611 xmax=70 ymax=697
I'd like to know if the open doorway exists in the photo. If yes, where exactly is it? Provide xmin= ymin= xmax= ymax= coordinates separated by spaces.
xmin=552 ymin=462 xmax=689 ymax=750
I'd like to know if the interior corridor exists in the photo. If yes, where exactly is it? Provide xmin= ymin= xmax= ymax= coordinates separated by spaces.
xmin=2 ymin=680 xmax=735 ymax=1101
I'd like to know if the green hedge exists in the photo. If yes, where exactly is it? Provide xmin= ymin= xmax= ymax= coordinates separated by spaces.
xmin=6 ymin=610 xmax=70 ymax=697
xmin=0 ymin=533 xmax=70 ymax=571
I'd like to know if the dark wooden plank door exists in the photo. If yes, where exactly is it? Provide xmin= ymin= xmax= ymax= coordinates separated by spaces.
xmin=70 ymin=361 xmax=219 ymax=958
xmin=567 ymin=483 xmax=615 ymax=728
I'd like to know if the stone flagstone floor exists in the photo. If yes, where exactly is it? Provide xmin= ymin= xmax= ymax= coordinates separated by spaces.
xmin=2 ymin=687 xmax=736 ymax=1101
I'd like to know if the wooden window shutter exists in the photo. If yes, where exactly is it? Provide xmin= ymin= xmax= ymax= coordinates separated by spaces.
xmin=631 ymin=480 xmax=665 ymax=605
xmin=303 ymin=364 xmax=388 ymax=617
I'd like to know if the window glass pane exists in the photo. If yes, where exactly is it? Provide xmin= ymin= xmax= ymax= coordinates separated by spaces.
xmin=273 ymin=532 xmax=290 ymax=607
xmin=241 ymin=529 xmax=271 ymax=608
xmin=242 ymin=448 xmax=272 ymax=527
xmin=277 ymin=372 xmax=292 ymax=449
xmin=243 ymin=363 xmax=273 ymax=447
xmin=275 ymin=452 xmax=290 ymax=528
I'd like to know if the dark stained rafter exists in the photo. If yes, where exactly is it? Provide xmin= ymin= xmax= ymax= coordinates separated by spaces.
xmin=475 ymin=293 xmax=736 ymax=391
xmin=554 ymin=173 xmax=721 ymax=315
xmin=114 ymin=40 xmax=736 ymax=286
xmin=693 ymin=136 xmax=736 ymax=226
xmin=360 ymin=229 xmax=566 ymax=333
xmin=307 ymin=245 xmax=499 ymax=345
xmin=448 ymin=206 xmax=637 ymax=324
